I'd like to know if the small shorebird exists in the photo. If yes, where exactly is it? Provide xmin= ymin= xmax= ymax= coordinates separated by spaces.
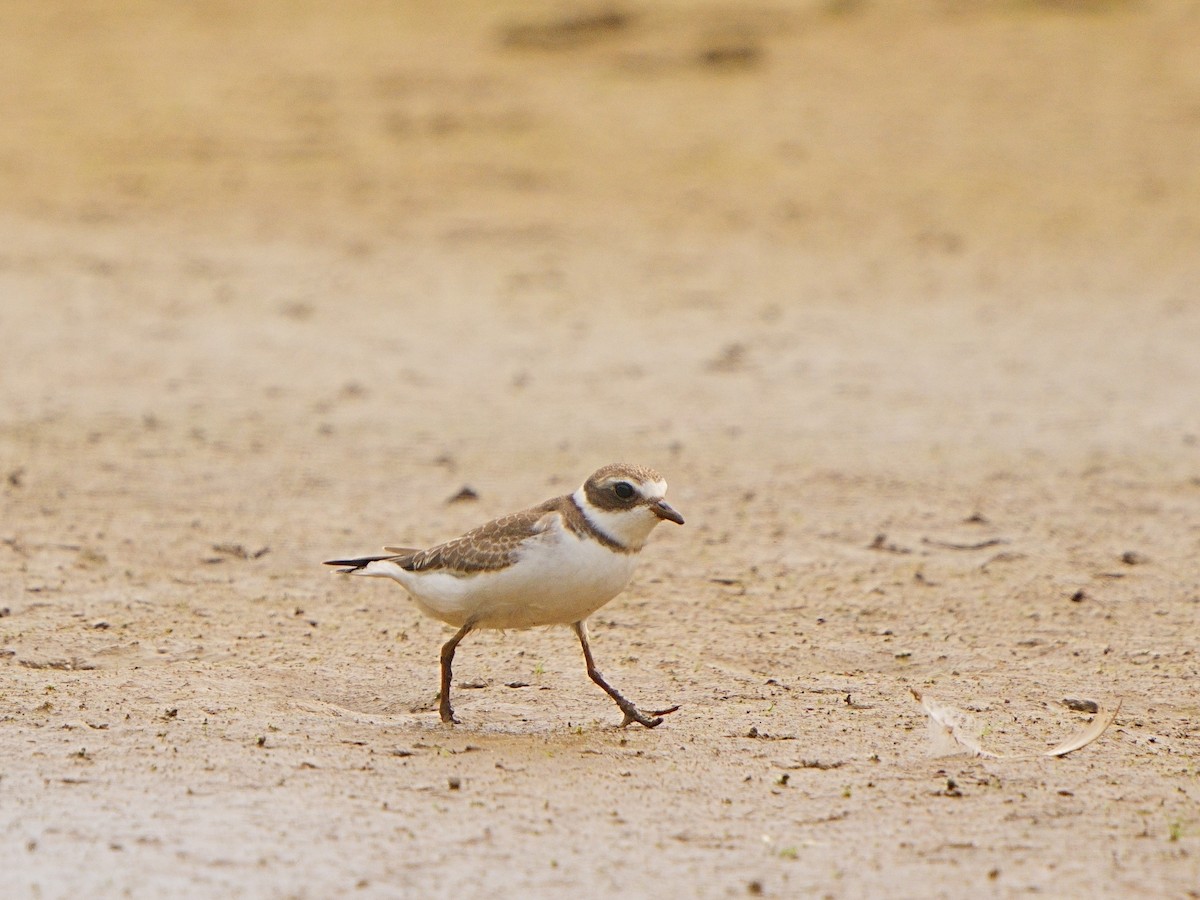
xmin=325 ymin=463 xmax=684 ymax=727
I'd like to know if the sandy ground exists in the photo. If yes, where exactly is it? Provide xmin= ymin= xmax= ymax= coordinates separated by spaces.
xmin=2 ymin=1 xmax=1199 ymax=897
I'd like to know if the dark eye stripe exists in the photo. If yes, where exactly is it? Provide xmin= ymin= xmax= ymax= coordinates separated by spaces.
xmin=583 ymin=473 xmax=651 ymax=512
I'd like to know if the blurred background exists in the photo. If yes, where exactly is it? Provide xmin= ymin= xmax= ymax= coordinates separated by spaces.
xmin=3 ymin=0 xmax=1197 ymax=474
xmin=4 ymin=1 xmax=1197 ymax=257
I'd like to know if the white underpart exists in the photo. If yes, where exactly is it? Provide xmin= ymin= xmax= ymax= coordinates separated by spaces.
xmin=355 ymin=509 xmax=646 ymax=630
xmin=573 ymin=478 xmax=669 ymax=552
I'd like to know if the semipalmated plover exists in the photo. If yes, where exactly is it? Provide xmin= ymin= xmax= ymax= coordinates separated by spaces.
xmin=325 ymin=463 xmax=684 ymax=727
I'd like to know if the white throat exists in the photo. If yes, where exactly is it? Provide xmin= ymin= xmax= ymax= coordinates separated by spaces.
xmin=572 ymin=484 xmax=666 ymax=551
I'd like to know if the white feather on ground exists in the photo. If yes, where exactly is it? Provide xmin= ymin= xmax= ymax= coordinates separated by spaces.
xmin=910 ymin=688 xmax=1120 ymax=759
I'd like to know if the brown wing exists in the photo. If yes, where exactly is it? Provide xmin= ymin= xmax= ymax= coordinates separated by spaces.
xmin=396 ymin=498 xmax=565 ymax=575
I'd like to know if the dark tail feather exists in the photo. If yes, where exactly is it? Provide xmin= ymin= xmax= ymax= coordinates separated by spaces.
xmin=324 ymin=555 xmax=391 ymax=573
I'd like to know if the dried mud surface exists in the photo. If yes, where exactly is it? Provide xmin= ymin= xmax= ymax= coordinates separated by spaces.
xmin=2 ymin=2 xmax=1199 ymax=897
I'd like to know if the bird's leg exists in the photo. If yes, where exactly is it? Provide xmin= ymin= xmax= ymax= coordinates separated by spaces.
xmin=438 ymin=622 xmax=474 ymax=725
xmin=573 ymin=621 xmax=679 ymax=729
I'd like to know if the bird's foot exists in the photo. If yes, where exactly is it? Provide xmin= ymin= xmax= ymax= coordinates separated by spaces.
xmin=437 ymin=693 xmax=460 ymax=725
xmin=619 ymin=704 xmax=680 ymax=729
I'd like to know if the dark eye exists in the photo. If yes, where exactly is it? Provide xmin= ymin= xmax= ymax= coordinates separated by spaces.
xmin=613 ymin=482 xmax=635 ymax=500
